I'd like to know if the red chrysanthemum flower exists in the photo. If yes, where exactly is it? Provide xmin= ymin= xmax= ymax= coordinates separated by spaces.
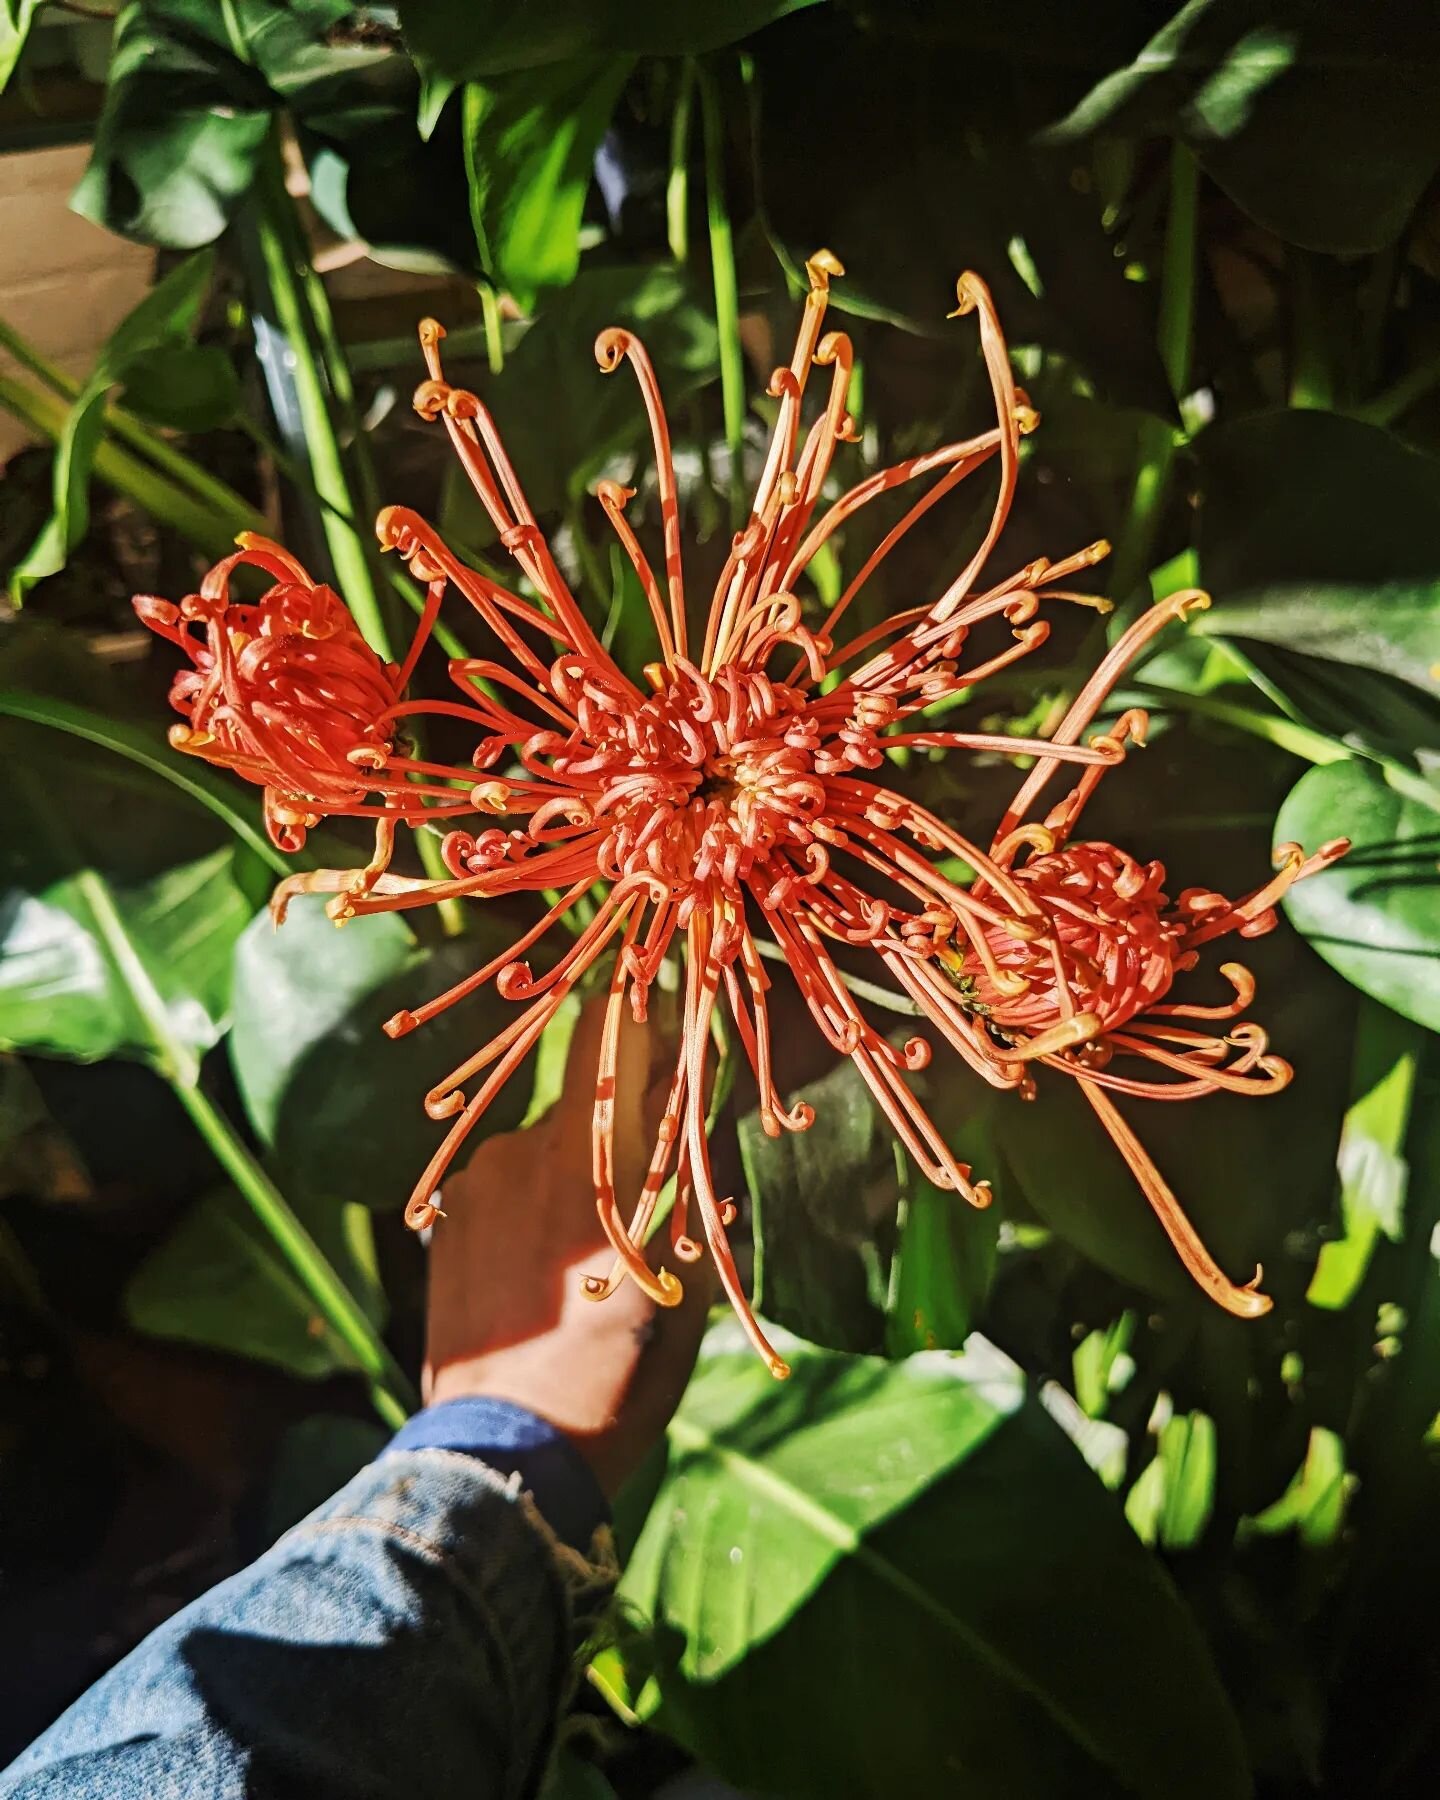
xmin=923 ymin=596 xmax=1348 ymax=1316
xmin=136 ymin=254 xmax=1340 ymax=1371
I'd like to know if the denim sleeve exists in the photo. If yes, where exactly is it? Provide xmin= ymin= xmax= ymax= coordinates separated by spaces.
xmin=0 ymin=1409 xmax=616 ymax=1800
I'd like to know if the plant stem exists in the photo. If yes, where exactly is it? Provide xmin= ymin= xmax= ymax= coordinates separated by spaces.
xmin=0 ymin=374 xmax=240 ymax=556
xmin=0 ymin=315 xmax=267 ymax=532
xmin=173 ymin=1081 xmax=413 ymax=1428
xmin=1289 ymin=250 xmax=1336 ymax=410
xmin=1108 ymin=146 xmax=1198 ymax=604
xmin=253 ymin=136 xmax=392 ymax=660
xmin=667 ymin=59 xmax=696 ymax=264
xmin=478 ymin=281 xmax=505 ymax=374
xmin=697 ymin=58 xmax=746 ymax=525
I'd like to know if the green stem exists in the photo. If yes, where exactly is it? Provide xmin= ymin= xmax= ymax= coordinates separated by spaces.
xmin=697 ymin=58 xmax=745 ymax=525
xmin=1289 ymin=250 xmax=1336 ymax=410
xmin=0 ymin=374 xmax=240 ymax=556
xmin=0 ymin=315 xmax=266 ymax=531
xmin=174 ymin=1081 xmax=413 ymax=1428
xmin=47 ymin=843 xmax=414 ymax=1427
xmin=1108 ymin=146 xmax=1198 ymax=603
xmin=478 ymin=281 xmax=505 ymax=375
xmin=253 ymin=136 xmax=392 ymax=661
xmin=667 ymin=59 xmax=696 ymax=265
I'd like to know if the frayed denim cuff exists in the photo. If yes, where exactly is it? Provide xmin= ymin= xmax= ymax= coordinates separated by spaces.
xmin=384 ymin=1398 xmax=609 ymax=1555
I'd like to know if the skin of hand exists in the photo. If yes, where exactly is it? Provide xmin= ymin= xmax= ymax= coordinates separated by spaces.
xmin=423 ymin=990 xmax=713 ymax=1497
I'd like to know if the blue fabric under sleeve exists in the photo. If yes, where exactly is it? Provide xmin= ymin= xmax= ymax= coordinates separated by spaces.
xmin=384 ymin=1397 xmax=609 ymax=1554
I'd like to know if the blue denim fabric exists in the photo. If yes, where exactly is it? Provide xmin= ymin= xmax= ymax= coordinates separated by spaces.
xmin=1 ymin=1408 xmax=615 ymax=1800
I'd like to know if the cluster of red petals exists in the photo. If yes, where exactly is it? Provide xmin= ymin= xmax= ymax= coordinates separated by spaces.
xmin=137 ymin=252 xmax=1344 ymax=1372
xmin=134 ymin=540 xmax=419 ymax=854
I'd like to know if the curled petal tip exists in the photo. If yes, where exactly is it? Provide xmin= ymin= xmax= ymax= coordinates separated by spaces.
xmin=767 ymin=1356 xmax=792 ymax=1380
xmin=947 ymin=270 xmax=988 ymax=318
xmin=594 ymin=326 xmax=629 ymax=371
xmin=1172 ymin=588 xmax=1212 ymax=621
xmin=806 ymin=247 xmax=844 ymax=285
xmin=970 ymin=1181 xmax=994 ymax=1211
xmin=655 ymin=1268 xmax=685 ymax=1307
xmin=383 ymin=1009 xmax=417 ymax=1040
xmin=417 ymin=317 xmax=445 ymax=347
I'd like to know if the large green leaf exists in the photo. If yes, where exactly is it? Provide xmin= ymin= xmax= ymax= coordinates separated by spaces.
xmin=1044 ymin=0 xmax=1440 ymax=252
xmin=399 ymin=0 xmax=824 ymax=80
xmin=1196 ymin=410 xmax=1440 ymax=698
xmin=0 ymin=847 xmax=251 ymax=1082
xmin=1276 ymin=761 xmax=1440 ymax=1032
xmin=229 ymin=895 xmax=537 ymax=1208
xmin=126 ymin=1184 xmax=385 ymax=1378
xmin=461 ymin=57 xmax=635 ymax=304
xmin=606 ymin=1325 xmax=1249 ymax=1798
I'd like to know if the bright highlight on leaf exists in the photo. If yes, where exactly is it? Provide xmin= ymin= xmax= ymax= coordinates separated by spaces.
xmin=134 ymin=253 xmax=1343 ymax=1368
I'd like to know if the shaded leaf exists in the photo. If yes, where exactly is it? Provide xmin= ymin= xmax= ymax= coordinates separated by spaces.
xmin=126 ymin=1187 xmax=385 ymax=1379
xmin=399 ymin=0 xmax=824 ymax=80
xmin=1276 ymin=761 xmax=1440 ymax=1032
xmin=753 ymin=7 xmax=1171 ymax=410
xmin=229 ymin=895 xmax=536 ymax=1208
xmin=610 ymin=1324 xmax=1249 ymax=1798
xmin=1044 ymin=0 xmax=1440 ymax=252
xmin=739 ymin=1053 xmax=894 ymax=1354
xmin=885 ymin=1153 xmax=1000 ymax=1356
xmin=121 ymin=344 xmax=242 ymax=433
xmin=1197 ymin=409 xmax=1440 ymax=698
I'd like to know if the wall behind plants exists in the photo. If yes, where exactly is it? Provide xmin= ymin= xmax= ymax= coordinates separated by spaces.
xmin=1 ymin=3 xmax=1438 ymax=1793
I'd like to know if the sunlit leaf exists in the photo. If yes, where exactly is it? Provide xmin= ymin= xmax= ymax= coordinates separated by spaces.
xmin=611 ymin=1324 xmax=1249 ymax=1798
xmin=1125 ymin=1407 xmax=1217 ymax=1549
xmin=1276 ymin=761 xmax=1440 ymax=1032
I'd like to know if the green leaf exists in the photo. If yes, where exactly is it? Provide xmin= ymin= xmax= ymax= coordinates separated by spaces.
xmin=10 ymin=251 xmax=218 ymax=601
xmin=440 ymin=262 xmax=718 ymax=530
xmin=0 ymin=683 xmax=288 ymax=879
xmin=1240 ymin=1425 xmax=1354 ymax=1548
xmin=0 ymin=847 xmax=252 ymax=1082
xmin=1125 ymin=1406 xmax=1217 ymax=1549
xmin=1196 ymin=410 xmax=1440 ymax=698
xmin=1308 ymin=1000 xmax=1423 ymax=1309
xmin=0 ymin=0 xmax=41 ymax=94
xmin=1043 ymin=0 xmax=1440 ymax=252
xmin=1276 ymin=761 xmax=1440 ymax=1032
xmin=738 ymin=1053 xmax=894 ymax=1354
xmin=71 ymin=0 xmax=352 ymax=249
xmin=752 ymin=7 xmax=1171 ymax=411
xmin=461 ymin=57 xmax=634 ymax=303
xmin=611 ymin=1325 xmax=1249 ymax=1798
xmin=229 ymin=895 xmax=536 ymax=1208
xmin=885 ymin=1151 xmax=1000 ymax=1356
xmin=126 ymin=1186 xmax=385 ymax=1378
xmin=399 ymin=0 xmax=824 ymax=80
xmin=121 ymin=344 xmax=242 ymax=433
xmin=538 ymin=1753 xmax=620 ymax=1800
xmin=1072 ymin=1312 xmax=1138 ymax=1419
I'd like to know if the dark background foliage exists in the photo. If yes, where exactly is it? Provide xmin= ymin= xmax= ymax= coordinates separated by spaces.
xmin=1 ymin=3 xmax=1438 ymax=1794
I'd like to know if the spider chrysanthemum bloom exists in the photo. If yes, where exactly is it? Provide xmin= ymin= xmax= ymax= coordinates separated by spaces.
xmin=136 ymin=252 xmax=1336 ymax=1370
xmin=927 ymin=596 xmax=1349 ymax=1316
xmin=133 ymin=536 xmax=473 ymax=858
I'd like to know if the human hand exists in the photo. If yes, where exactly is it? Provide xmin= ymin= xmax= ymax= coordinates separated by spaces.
xmin=422 ymin=991 xmax=712 ymax=1496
